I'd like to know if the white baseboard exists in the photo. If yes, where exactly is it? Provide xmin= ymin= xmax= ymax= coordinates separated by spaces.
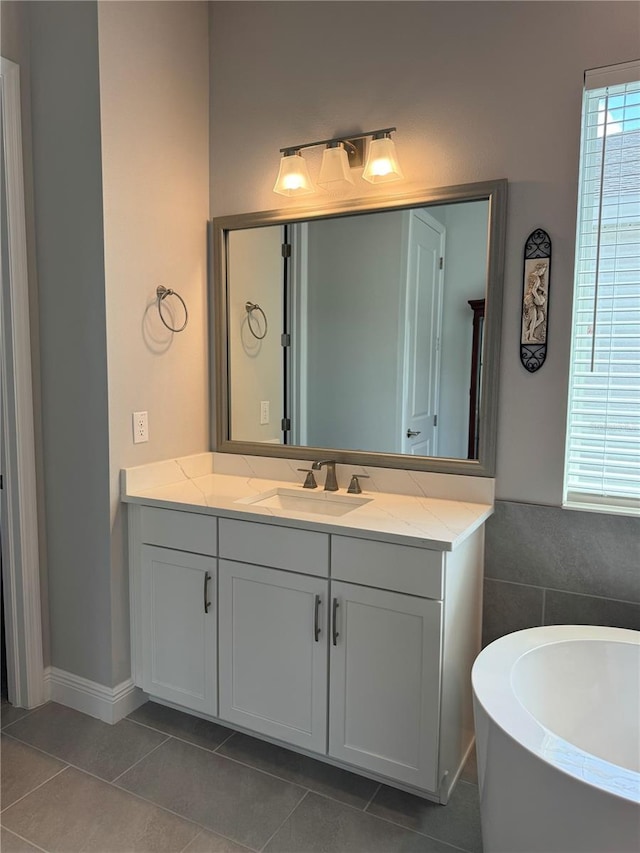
xmin=43 ymin=667 xmax=147 ymax=724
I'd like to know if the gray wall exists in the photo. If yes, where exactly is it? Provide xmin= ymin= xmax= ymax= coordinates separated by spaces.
xmin=209 ymin=0 xmax=639 ymax=506
xmin=209 ymin=1 xmax=640 ymax=640
xmin=1 ymin=0 xmax=50 ymax=667
xmin=28 ymin=0 xmax=114 ymax=685
xmin=8 ymin=0 xmax=210 ymax=689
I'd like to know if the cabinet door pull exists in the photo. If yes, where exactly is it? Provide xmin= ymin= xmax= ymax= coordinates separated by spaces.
xmin=314 ymin=594 xmax=321 ymax=641
xmin=203 ymin=572 xmax=212 ymax=614
xmin=332 ymin=597 xmax=340 ymax=646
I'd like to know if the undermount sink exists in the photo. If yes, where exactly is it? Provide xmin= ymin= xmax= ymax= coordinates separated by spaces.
xmin=236 ymin=487 xmax=372 ymax=517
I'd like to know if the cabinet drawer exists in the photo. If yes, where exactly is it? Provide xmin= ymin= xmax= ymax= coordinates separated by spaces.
xmin=140 ymin=507 xmax=217 ymax=556
xmin=219 ymin=518 xmax=329 ymax=577
xmin=331 ymin=536 xmax=444 ymax=599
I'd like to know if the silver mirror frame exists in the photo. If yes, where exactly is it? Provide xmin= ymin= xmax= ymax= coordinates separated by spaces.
xmin=210 ymin=178 xmax=507 ymax=477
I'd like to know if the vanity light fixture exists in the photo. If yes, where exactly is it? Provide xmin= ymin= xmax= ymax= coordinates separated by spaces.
xmin=317 ymin=141 xmax=355 ymax=193
xmin=273 ymin=127 xmax=402 ymax=197
xmin=362 ymin=131 xmax=404 ymax=184
xmin=272 ymin=150 xmax=316 ymax=197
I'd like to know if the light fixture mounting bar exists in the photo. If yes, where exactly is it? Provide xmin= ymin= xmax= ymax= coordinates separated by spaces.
xmin=280 ymin=127 xmax=397 ymax=155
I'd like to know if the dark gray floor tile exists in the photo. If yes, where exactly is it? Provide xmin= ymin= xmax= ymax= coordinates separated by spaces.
xmin=368 ymin=781 xmax=482 ymax=853
xmin=128 ymin=701 xmax=233 ymax=751
xmin=5 ymin=702 xmax=167 ymax=781
xmin=2 ymin=767 xmax=200 ymax=852
xmin=1 ymin=734 xmax=67 ymax=810
xmin=544 ymin=589 xmax=640 ymax=630
xmin=116 ymin=737 xmax=305 ymax=850
xmin=265 ymin=792 xmax=459 ymax=853
xmin=0 ymin=827 xmax=43 ymax=852
xmin=218 ymin=732 xmax=378 ymax=809
xmin=482 ymin=579 xmax=543 ymax=646
xmin=1 ymin=701 xmax=32 ymax=729
xmin=182 ymin=830 xmax=254 ymax=853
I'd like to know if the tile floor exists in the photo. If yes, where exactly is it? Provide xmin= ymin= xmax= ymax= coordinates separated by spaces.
xmin=1 ymin=699 xmax=482 ymax=853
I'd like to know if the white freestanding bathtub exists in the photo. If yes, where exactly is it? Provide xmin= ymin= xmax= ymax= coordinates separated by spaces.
xmin=472 ymin=625 xmax=640 ymax=853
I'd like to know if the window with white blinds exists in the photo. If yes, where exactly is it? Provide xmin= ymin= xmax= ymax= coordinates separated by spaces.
xmin=564 ymin=61 xmax=640 ymax=513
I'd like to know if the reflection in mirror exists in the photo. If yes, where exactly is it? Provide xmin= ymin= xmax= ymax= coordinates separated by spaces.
xmin=213 ymin=180 xmax=506 ymax=476
xmin=227 ymin=200 xmax=488 ymax=459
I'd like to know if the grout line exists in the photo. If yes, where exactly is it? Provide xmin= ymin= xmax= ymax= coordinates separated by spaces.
xmin=258 ymin=789 xmax=309 ymax=853
xmin=177 ymin=829 xmax=204 ymax=853
xmin=124 ymin=718 xmax=432 ymax=824
xmin=486 ymin=576 xmax=640 ymax=607
xmin=0 ymin=765 xmax=69 ymax=815
xmin=127 ymin=717 xmax=235 ymax=756
xmin=138 ymin=732 xmax=317 ymax=794
xmin=213 ymin=730 xmax=237 ymax=753
xmin=126 ymin=729 xmax=435 ymax=822
xmin=110 ymin=735 xmax=171 ymax=783
xmin=362 ymin=781 xmax=381 ymax=811
xmin=100 ymin=781 xmax=260 ymax=853
xmin=309 ymin=788 xmax=474 ymax=852
xmin=1 ymin=702 xmax=48 ymax=732
xmin=483 ymin=577 xmax=547 ymax=592
xmin=0 ymin=731 xmax=170 ymax=792
xmin=0 ymin=825 xmax=51 ymax=853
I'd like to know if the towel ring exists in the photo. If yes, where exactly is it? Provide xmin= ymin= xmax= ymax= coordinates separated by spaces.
xmin=245 ymin=301 xmax=268 ymax=340
xmin=157 ymin=285 xmax=188 ymax=333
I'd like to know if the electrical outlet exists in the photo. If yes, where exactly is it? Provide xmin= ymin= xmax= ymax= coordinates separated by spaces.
xmin=133 ymin=411 xmax=149 ymax=444
xmin=260 ymin=400 xmax=270 ymax=425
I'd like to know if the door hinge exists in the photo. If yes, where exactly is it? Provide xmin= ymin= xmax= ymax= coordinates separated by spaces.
xmin=281 ymin=333 xmax=291 ymax=347
xmin=281 ymin=417 xmax=291 ymax=431
xmin=434 ymin=414 xmax=438 ymax=427
xmin=439 ymin=256 xmax=443 ymax=269
xmin=0 ymin=473 xmax=3 ymax=489
xmin=282 ymin=243 xmax=292 ymax=258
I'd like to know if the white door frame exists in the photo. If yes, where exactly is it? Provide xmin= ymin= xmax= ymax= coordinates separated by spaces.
xmin=1 ymin=56 xmax=45 ymax=708
xmin=398 ymin=208 xmax=445 ymax=455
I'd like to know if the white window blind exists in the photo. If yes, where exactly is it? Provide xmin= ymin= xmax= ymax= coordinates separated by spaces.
xmin=564 ymin=62 xmax=640 ymax=513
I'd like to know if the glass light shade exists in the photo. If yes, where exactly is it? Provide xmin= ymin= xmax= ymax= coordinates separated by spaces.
xmin=362 ymin=136 xmax=404 ymax=184
xmin=273 ymin=152 xmax=315 ymax=197
xmin=317 ymin=144 xmax=355 ymax=192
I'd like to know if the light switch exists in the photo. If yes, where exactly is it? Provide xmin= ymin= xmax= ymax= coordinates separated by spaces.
xmin=260 ymin=401 xmax=270 ymax=425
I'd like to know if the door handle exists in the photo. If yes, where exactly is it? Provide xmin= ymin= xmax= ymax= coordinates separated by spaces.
xmin=203 ymin=572 xmax=211 ymax=614
xmin=406 ymin=429 xmax=422 ymax=438
xmin=314 ymin=594 xmax=321 ymax=642
xmin=332 ymin=597 xmax=340 ymax=646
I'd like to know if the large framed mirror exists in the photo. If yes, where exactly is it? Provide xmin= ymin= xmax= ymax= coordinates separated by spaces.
xmin=211 ymin=179 xmax=507 ymax=476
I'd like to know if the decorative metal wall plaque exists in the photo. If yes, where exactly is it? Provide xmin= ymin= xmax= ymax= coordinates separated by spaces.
xmin=520 ymin=228 xmax=551 ymax=372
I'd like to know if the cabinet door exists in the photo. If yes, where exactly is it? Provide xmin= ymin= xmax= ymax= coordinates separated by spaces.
xmin=329 ymin=581 xmax=442 ymax=791
xmin=140 ymin=546 xmax=217 ymax=716
xmin=219 ymin=560 xmax=328 ymax=753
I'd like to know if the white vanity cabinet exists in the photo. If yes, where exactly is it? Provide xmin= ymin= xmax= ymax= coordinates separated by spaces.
xmin=140 ymin=546 xmax=217 ymax=716
xmin=128 ymin=502 xmax=484 ymax=804
xmin=130 ymin=506 xmax=218 ymax=716
xmin=218 ymin=560 xmax=328 ymax=752
xmin=327 ymin=534 xmax=447 ymax=790
xmin=216 ymin=517 xmax=330 ymax=752
xmin=328 ymin=581 xmax=442 ymax=790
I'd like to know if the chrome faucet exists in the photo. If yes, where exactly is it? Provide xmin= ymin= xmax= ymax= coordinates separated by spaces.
xmin=312 ymin=459 xmax=339 ymax=492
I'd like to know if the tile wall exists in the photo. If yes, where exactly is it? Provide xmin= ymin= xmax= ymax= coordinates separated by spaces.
xmin=482 ymin=501 xmax=640 ymax=645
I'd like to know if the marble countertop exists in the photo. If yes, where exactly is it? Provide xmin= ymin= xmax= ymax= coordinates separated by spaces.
xmin=121 ymin=453 xmax=494 ymax=551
